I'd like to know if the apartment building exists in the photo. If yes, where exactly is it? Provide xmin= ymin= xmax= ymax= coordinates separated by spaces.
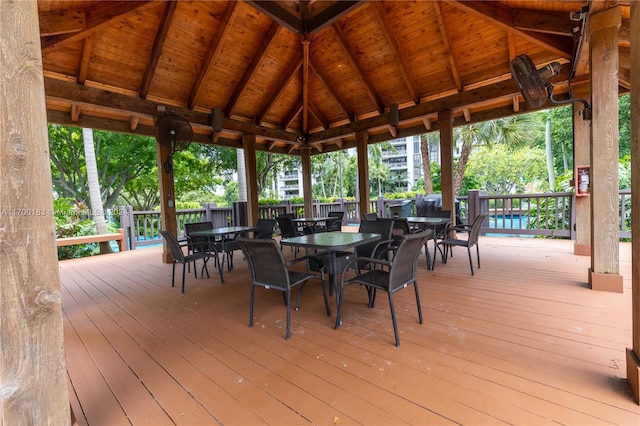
xmin=275 ymin=136 xmax=440 ymax=199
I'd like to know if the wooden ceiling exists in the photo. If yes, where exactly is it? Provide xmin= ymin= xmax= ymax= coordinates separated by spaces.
xmin=38 ymin=0 xmax=631 ymax=156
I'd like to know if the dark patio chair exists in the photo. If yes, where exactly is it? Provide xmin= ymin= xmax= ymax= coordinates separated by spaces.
xmin=254 ymin=218 xmax=277 ymax=239
xmin=436 ymin=214 xmax=488 ymax=275
xmin=159 ymin=230 xmax=215 ymax=294
xmin=237 ymin=237 xmax=330 ymax=340
xmin=363 ymin=212 xmax=378 ymax=221
xmin=276 ymin=216 xmax=303 ymax=255
xmin=184 ymin=222 xmax=223 ymax=277
xmin=325 ymin=211 xmax=344 ymax=232
xmin=335 ymin=230 xmax=430 ymax=346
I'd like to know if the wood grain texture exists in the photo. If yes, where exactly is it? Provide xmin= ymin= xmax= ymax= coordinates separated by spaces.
xmin=1 ymin=0 xmax=69 ymax=423
xmin=60 ymin=238 xmax=638 ymax=425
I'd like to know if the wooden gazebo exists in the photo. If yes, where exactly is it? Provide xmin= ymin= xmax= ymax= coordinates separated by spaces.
xmin=1 ymin=0 xmax=639 ymax=422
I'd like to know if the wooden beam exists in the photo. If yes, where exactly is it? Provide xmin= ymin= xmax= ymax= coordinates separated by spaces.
xmin=1 ymin=0 xmax=70 ymax=421
xmin=307 ymin=1 xmax=362 ymax=34
xmin=140 ymin=1 xmax=177 ymax=99
xmin=302 ymin=38 xmax=310 ymax=133
xmin=282 ymin=99 xmax=303 ymax=131
xmin=332 ymin=22 xmax=385 ymax=114
xmin=448 ymin=0 xmax=574 ymax=59
xmin=434 ymin=1 xmax=463 ymax=92
xmin=306 ymin=78 xmax=521 ymax=143
xmin=39 ymin=8 xmax=86 ymax=36
xmin=309 ymin=60 xmax=354 ymax=122
xmin=70 ymin=103 xmax=80 ymax=122
xmin=77 ymin=35 xmax=92 ymax=84
xmin=243 ymin=134 xmax=259 ymax=226
xmin=255 ymin=54 xmax=302 ymax=125
xmin=439 ymin=110 xmax=456 ymax=224
xmin=44 ymin=78 xmax=300 ymax=143
xmin=588 ymin=5 xmax=622 ymax=292
xmin=188 ymin=2 xmax=240 ymax=109
xmin=512 ymin=8 xmax=575 ymax=36
xmin=572 ymin=84 xmax=592 ymax=256
xmin=371 ymin=1 xmax=419 ymax=103
xmin=245 ymin=0 xmax=303 ymax=34
xmin=307 ymin=102 xmax=328 ymax=130
xmin=301 ymin=147 xmax=313 ymax=216
xmin=628 ymin=0 xmax=640 ymax=405
xmin=226 ymin=23 xmax=281 ymax=115
xmin=41 ymin=1 xmax=157 ymax=53
xmin=356 ymin=130 xmax=370 ymax=219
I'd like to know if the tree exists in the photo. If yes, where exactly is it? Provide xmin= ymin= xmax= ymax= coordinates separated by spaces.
xmin=419 ymin=132 xmax=439 ymax=194
xmin=49 ymin=125 xmax=157 ymax=210
xmin=465 ymin=146 xmax=548 ymax=194
xmin=452 ymin=115 xmax=536 ymax=194
xmin=82 ymin=128 xmax=112 ymax=253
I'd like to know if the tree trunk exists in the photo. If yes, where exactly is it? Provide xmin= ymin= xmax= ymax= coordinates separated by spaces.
xmin=237 ymin=148 xmax=247 ymax=202
xmin=454 ymin=142 xmax=472 ymax=195
xmin=83 ymin=128 xmax=113 ymax=254
xmin=420 ymin=134 xmax=434 ymax=194
xmin=545 ymin=118 xmax=555 ymax=189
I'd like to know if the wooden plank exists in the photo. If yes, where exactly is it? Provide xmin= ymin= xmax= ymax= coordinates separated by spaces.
xmin=1 ymin=1 xmax=69 ymax=422
xmin=59 ymin=239 xmax=640 ymax=424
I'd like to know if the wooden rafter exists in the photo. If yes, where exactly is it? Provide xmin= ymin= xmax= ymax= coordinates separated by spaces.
xmin=512 ymin=8 xmax=575 ymax=36
xmin=309 ymin=60 xmax=354 ymax=122
xmin=140 ymin=1 xmax=177 ymax=99
xmin=371 ymin=1 xmax=419 ymax=104
xmin=40 ymin=1 xmax=156 ymax=53
xmin=255 ymin=54 xmax=302 ymax=125
xmin=306 ymin=1 xmax=363 ymax=34
xmin=77 ymin=35 xmax=92 ymax=84
xmin=434 ymin=1 xmax=462 ymax=93
xmin=226 ymin=22 xmax=282 ymax=116
xmin=282 ymin=99 xmax=303 ymax=131
xmin=188 ymin=1 xmax=240 ymax=109
xmin=507 ymin=33 xmax=521 ymax=112
xmin=332 ymin=22 xmax=384 ymax=114
xmin=302 ymin=38 xmax=310 ymax=133
xmin=244 ymin=0 xmax=302 ymax=34
xmin=307 ymin=102 xmax=328 ymax=130
xmin=39 ymin=8 xmax=86 ymax=36
xmin=447 ymin=0 xmax=574 ymax=60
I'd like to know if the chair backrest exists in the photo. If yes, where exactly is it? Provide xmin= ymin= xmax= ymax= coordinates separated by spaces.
xmin=363 ymin=213 xmax=378 ymax=221
xmin=388 ymin=231 xmax=430 ymax=291
xmin=184 ymin=221 xmax=213 ymax=251
xmin=328 ymin=211 xmax=344 ymax=220
xmin=392 ymin=218 xmax=410 ymax=237
xmin=357 ymin=218 xmax=394 ymax=258
xmin=255 ymin=218 xmax=277 ymax=239
xmin=276 ymin=216 xmax=298 ymax=239
xmin=237 ymin=237 xmax=290 ymax=290
xmin=159 ymin=230 xmax=185 ymax=263
xmin=327 ymin=211 xmax=344 ymax=231
xmin=467 ymin=214 xmax=488 ymax=246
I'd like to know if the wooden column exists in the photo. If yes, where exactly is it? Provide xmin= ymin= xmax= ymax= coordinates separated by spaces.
xmin=438 ymin=110 xmax=456 ymax=223
xmin=588 ymin=6 xmax=623 ymax=292
xmin=1 ymin=0 xmax=70 ymax=422
xmin=573 ymin=84 xmax=592 ymax=255
xmin=627 ymin=0 xmax=640 ymax=405
xmin=356 ymin=131 xmax=370 ymax=219
xmin=157 ymin=140 xmax=176 ymax=263
xmin=301 ymin=147 xmax=313 ymax=217
xmin=242 ymin=134 xmax=259 ymax=226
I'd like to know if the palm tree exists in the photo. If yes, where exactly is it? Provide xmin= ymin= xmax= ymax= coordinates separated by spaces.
xmin=453 ymin=115 xmax=535 ymax=194
xmin=82 ymin=128 xmax=112 ymax=254
xmin=419 ymin=132 xmax=439 ymax=194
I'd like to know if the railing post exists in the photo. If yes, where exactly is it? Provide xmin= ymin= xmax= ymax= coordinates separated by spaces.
xmin=377 ymin=196 xmax=386 ymax=218
xmin=123 ymin=206 xmax=135 ymax=250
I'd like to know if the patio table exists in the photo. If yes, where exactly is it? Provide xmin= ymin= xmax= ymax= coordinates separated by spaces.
xmin=280 ymin=231 xmax=381 ymax=295
xmin=191 ymin=226 xmax=256 ymax=281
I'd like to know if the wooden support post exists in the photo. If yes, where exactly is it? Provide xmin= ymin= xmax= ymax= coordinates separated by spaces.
xmin=301 ymin=147 xmax=313 ymax=217
xmin=243 ymin=134 xmax=259 ymax=226
xmin=573 ymin=84 xmax=592 ymax=255
xmin=438 ymin=110 xmax=456 ymax=224
xmin=356 ymin=131 xmax=370 ymax=219
xmin=588 ymin=6 xmax=623 ymax=292
xmin=1 ymin=0 xmax=70 ymax=422
xmin=157 ymin=139 xmax=176 ymax=263
xmin=627 ymin=0 xmax=640 ymax=405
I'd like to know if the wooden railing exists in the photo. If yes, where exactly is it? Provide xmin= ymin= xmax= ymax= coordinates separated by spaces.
xmin=56 ymin=228 xmax=126 ymax=251
xmin=115 ymin=189 xmax=632 ymax=250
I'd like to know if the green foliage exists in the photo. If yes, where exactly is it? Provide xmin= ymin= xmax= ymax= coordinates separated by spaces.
xmin=466 ymin=146 xmax=548 ymax=194
xmin=53 ymin=198 xmax=99 ymax=259
xmin=527 ymin=197 xmax=571 ymax=233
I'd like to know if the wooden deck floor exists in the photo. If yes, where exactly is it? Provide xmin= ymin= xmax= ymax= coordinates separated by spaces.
xmin=60 ymin=236 xmax=640 ymax=425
